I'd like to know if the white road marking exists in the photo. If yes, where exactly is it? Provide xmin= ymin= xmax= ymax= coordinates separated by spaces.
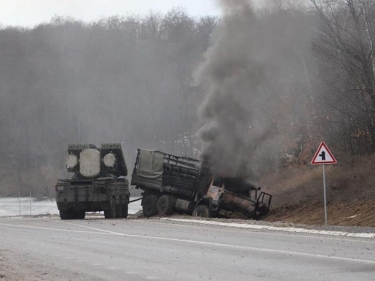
xmin=61 ymin=222 xmax=375 ymax=265
xmin=162 ymin=218 xmax=375 ymax=239
xmin=151 ymin=220 xmax=375 ymax=244
xmin=61 ymin=221 xmax=124 ymax=235
xmin=0 ymin=222 xmax=108 ymax=235
xmin=2 ymin=220 xmax=375 ymax=265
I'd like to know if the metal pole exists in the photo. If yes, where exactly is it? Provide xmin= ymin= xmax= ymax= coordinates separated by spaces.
xmin=323 ymin=164 xmax=328 ymax=226
xmin=29 ymin=191 xmax=32 ymax=216
xmin=19 ymin=192 xmax=21 ymax=215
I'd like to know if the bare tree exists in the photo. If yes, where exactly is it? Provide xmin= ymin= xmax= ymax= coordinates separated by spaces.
xmin=312 ymin=0 xmax=375 ymax=155
xmin=263 ymin=0 xmax=309 ymax=10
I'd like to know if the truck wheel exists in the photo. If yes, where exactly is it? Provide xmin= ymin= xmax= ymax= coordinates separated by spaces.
xmin=122 ymin=197 xmax=129 ymax=218
xmin=116 ymin=197 xmax=123 ymax=218
xmin=156 ymin=195 xmax=175 ymax=216
xmin=192 ymin=205 xmax=210 ymax=218
xmin=60 ymin=210 xmax=74 ymax=220
xmin=115 ymin=196 xmax=129 ymax=218
xmin=104 ymin=200 xmax=117 ymax=219
xmin=253 ymin=205 xmax=268 ymax=220
xmin=76 ymin=211 xmax=85 ymax=219
xmin=142 ymin=194 xmax=158 ymax=217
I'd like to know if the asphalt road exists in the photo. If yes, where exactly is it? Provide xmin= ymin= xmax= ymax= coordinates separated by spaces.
xmin=0 ymin=216 xmax=374 ymax=281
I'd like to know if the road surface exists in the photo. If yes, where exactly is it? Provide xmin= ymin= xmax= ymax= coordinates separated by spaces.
xmin=0 ymin=216 xmax=374 ymax=280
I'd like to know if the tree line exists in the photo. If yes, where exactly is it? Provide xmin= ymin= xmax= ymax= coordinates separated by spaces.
xmin=0 ymin=1 xmax=373 ymax=197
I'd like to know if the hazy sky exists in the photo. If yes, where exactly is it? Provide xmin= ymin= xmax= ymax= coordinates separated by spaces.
xmin=0 ymin=0 xmax=271 ymax=28
xmin=0 ymin=0 xmax=224 ymax=27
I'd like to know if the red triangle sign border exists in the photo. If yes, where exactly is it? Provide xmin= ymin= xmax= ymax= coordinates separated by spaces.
xmin=311 ymin=142 xmax=337 ymax=165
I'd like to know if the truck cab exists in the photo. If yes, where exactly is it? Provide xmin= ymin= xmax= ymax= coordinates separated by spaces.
xmin=194 ymin=176 xmax=272 ymax=219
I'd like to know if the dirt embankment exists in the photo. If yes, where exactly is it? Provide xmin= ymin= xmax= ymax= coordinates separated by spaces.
xmin=264 ymin=200 xmax=375 ymax=226
xmin=260 ymin=154 xmax=375 ymax=227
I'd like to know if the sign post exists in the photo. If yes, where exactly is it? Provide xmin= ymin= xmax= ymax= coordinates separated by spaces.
xmin=322 ymin=164 xmax=327 ymax=225
xmin=311 ymin=142 xmax=337 ymax=226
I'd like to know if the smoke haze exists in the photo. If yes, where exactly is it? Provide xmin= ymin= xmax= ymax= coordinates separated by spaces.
xmin=195 ymin=0 xmax=316 ymax=181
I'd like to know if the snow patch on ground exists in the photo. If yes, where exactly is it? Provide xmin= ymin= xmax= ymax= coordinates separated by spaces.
xmin=163 ymin=218 xmax=375 ymax=239
xmin=0 ymin=197 xmax=142 ymax=216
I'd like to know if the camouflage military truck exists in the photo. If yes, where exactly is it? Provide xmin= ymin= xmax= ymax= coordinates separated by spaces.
xmin=55 ymin=143 xmax=129 ymax=220
xmin=131 ymin=149 xmax=272 ymax=219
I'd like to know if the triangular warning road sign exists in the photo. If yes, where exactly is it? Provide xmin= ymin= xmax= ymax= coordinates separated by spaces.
xmin=311 ymin=142 xmax=337 ymax=165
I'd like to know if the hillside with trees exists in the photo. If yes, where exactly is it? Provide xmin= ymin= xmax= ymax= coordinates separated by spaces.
xmin=0 ymin=0 xmax=374 ymax=215
xmin=0 ymin=10 xmax=217 ymax=197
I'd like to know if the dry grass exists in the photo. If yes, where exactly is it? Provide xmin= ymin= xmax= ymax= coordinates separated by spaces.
xmin=260 ymin=154 xmax=375 ymax=207
xmin=265 ymin=199 xmax=375 ymax=227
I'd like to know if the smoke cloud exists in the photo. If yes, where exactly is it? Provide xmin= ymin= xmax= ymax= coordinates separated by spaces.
xmin=195 ymin=0 xmax=314 ymax=180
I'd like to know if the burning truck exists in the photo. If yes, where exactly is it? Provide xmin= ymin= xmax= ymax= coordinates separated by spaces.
xmin=131 ymin=149 xmax=272 ymax=219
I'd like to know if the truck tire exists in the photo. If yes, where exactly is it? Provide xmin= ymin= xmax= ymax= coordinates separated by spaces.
xmin=192 ymin=205 xmax=210 ymax=218
xmin=253 ymin=205 xmax=268 ymax=220
xmin=122 ymin=197 xmax=129 ymax=218
xmin=115 ymin=196 xmax=129 ymax=218
xmin=142 ymin=194 xmax=158 ymax=217
xmin=116 ymin=197 xmax=123 ymax=218
xmin=104 ymin=199 xmax=117 ymax=219
xmin=76 ymin=210 xmax=85 ymax=219
xmin=156 ymin=195 xmax=175 ymax=216
xmin=59 ymin=210 xmax=74 ymax=220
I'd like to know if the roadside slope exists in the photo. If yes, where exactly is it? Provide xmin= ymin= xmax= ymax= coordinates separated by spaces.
xmin=264 ymin=200 xmax=375 ymax=227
